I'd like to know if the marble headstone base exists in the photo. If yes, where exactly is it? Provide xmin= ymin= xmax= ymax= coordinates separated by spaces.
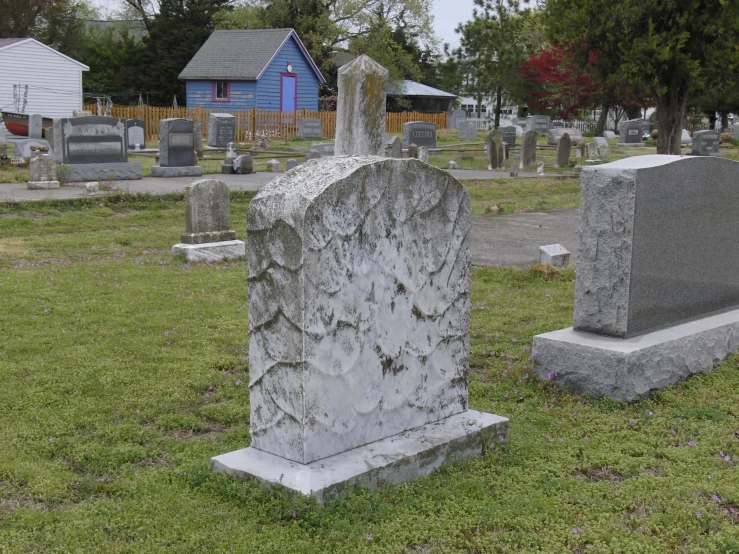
xmin=60 ymin=162 xmax=142 ymax=182
xmin=27 ymin=181 xmax=60 ymax=190
xmin=212 ymin=410 xmax=509 ymax=502
xmin=151 ymin=166 xmax=203 ymax=178
xmin=533 ymin=307 xmax=739 ymax=403
xmin=171 ymin=239 xmax=245 ymax=262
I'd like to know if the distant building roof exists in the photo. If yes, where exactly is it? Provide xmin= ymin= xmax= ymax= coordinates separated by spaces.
xmin=394 ymin=80 xmax=457 ymax=98
xmin=0 ymin=38 xmax=31 ymax=50
xmin=179 ymin=29 xmax=325 ymax=84
xmin=86 ymin=20 xmax=148 ymax=40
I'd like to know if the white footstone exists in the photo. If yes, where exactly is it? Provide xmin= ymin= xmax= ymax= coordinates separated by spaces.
xmin=171 ymin=240 xmax=245 ymax=262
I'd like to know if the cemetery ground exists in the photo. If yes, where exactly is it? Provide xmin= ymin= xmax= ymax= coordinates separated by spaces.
xmin=3 ymin=191 xmax=739 ymax=553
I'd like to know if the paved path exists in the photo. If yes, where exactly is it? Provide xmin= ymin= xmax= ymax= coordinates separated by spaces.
xmin=1 ymin=170 xmax=580 ymax=268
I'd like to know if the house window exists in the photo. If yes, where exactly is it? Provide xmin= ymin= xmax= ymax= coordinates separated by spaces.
xmin=214 ymin=81 xmax=229 ymax=101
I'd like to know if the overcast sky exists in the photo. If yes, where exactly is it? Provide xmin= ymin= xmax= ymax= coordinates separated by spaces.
xmin=88 ymin=0 xmax=476 ymax=49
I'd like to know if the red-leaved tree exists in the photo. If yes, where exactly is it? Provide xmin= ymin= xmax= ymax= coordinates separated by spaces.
xmin=518 ymin=45 xmax=602 ymax=119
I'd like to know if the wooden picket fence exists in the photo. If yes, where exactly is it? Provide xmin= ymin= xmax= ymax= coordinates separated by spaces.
xmin=83 ymin=104 xmax=447 ymax=142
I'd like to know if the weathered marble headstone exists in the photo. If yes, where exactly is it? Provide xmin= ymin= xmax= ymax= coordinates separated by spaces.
xmin=499 ymin=126 xmax=517 ymax=147
xmin=603 ymin=130 xmax=616 ymax=140
xmin=407 ymin=143 xmax=419 ymax=159
xmin=171 ymin=179 xmax=244 ymax=261
xmin=597 ymin=144 xmax=609 ymax=161
xmin=267 ymin=159 xmax=280 ymax=172
xmin=388 ymin=136 xmax=402 ymax=158
xmin=691 ymin=130 xmax=720 ymax=156
xmin=448 ymin=109 xmax=466 ymax=130
xmin=403 ymin=121 xmax=437 ymax=149
xmin=594 ymin=137 xmax=608 ymax=149
xmin=457 ymin=120 xmax=478 ymax=141
xmin=233 ymin=154 xmax=253 ymax=174
xmin=539 ymin=244 xmax=570 ymax=267
xmin=27 ymin=153 xmax=59 ymax=189
xmin=551 ymin=121 xmax=565 ymax=129
xmin=731 ymin=124 xmax=739 ymax=140
xmin=305 ymin=149 xmax=321 ymax=161
xmin=311 ymin=142 xmax=335 ymax=156
xmin=618 ymin=119 xmax=647 ymax=144
xmin=525 ymin=115 xmax=551 ymax=133
xmin=212 ymin=156 xmax=508 ymax=499
xmin=126 ymin=119 xmax=145 ymax=150
xmin=335 ymin=55 xmax=388 ymax=156
xmin=418 ymin=146 xmax=429 ymax=163
xmin=485 ymin=131 xmax=497 ymax=170
xmin=446 ymin=160 xmax=458 ymax=169
xmin=534 ymin=156 xmax=739 ymax=402
xmin=51 ymin=115 xmax=141 ymax=181
xmin=509 ymin=158 xmax=519 ymax=177
xmin=298 ymin=118 xmax=322 ymax=140
xmin=207 ymin=113 xmax=236 ymax=148
xmin=681 ymin=129 xmax=693 ymax=145
xmin=547 ymin=127 xmax=583 ymax=145
xmin=519 ymin=130 xmax=537 ymax=169
xmin=152 ymin=118 xmax=202 ymax=177
xmin=28 ymin=114 xmax=43 ymax=139
xmin=586 ymin=142 xmax=599 ymax=160
xmin=556 ymin=133 xmax=571 ymax=168
xmin=286 ymin=158 xmax=299 ymax=171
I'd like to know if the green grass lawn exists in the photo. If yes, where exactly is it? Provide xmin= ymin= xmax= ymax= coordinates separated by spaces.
xmin=2 ymin=190 xmax=739 ymax=553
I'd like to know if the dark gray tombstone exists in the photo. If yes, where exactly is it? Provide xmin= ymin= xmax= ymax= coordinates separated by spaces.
xmin=160 ymin=118 xmax=196 ymax=167
xmin=298 ymin=118 xmax=322 ymax=140
xmin=389 ymin=136 xmax=402 ymax=158
xmin=534 ymin=156 xmax=739 ymax=402
xmin=448 ymin=109 xmax=466 ymax=130
xmin=556 ymin=133 xmax=571 ymax=168
xmin=499 ymin=126 xmax=517 ymax=147
xmin=207 ymin=113 xmax=236 ymax=148
xmin=286 ymin=158 xmax=299 ymax=171
xmin=402 ymin=121 xmax=437 ymax=149
xmin=29 ymin=114 xmax=43 ymax=139
xmin=233 ymin=154 xmax=253 ymax=174
xmin=525 ymin=115 xmax=551 ymax=133
xmin=691 ymin=130 xmax=720 ymax=156
xmin=618 ymin=119 xmax=647 ymax=144
xmin=310 ymin=142 xmax=335 ymax=156
xmin=551 ymin=121 xmax=565 ymax=129
xmin=126 ymin=119 xmax=145 ymax=150
xmin=457 ymin=120 xmax=478 ymax=141
xmin=520 ymin=130 xmax=537 ymax=169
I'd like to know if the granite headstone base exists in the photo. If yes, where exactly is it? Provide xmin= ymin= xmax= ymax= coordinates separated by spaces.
xmin=533 ymin=307 xmax=739 ymax=403
xmin=615 ymin=143 xmax=646 ymax=148
xmin=27 ymin=181 xmax=60 ymax=190
xmin=211 ymin=410 xmax=508 ymax=502
xmin=151 ymin=166 xmax=203 ymax=178
xmin=11 ymin=138 xmax=51 ymax=158
xmin=60 ymin=162 xmax=142 ymax=182
xmin=171 ymin=239 xmax=245 ymax=262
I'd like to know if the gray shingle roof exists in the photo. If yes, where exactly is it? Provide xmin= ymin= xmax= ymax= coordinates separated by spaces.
xmin=179 ymin=29 xmax=324 ymax=83
xmin=0 ymin=38 xmax=30 ymax=49
xmin=397 ymin=80 xmax=457 ymax=98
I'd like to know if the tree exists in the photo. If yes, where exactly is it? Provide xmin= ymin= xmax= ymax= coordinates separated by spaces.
xmin=546 ymin=0 xmax=739 ymax=154
xmin=125 ymin=0 xmax=231 ymax=105
xmin=518 ymin=45 xmax=601 ymax=120
xmin=452 ymin=0 xmax=533 ymax=128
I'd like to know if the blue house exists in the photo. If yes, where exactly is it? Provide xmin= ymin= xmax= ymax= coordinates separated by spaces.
xmin=179 ymin=29 xmax=325 ymax=111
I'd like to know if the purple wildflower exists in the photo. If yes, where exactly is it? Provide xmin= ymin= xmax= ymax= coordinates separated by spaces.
xmin=687 ymin=441 xmax=698 ymax=446
xmin=572 ymin=527 xmax=582 ymax=534
xmin=629 ymin=419 xmax=638 ymax=425
xmin=366 ymin=534 xmax=372 ymax=541
xmin=696 ymin=512 xmax=702 ymax=518
xmin=235 ymin=379 xmax=243 ymax=386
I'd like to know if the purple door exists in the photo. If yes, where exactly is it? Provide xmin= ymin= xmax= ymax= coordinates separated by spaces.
xmin=280 ymin=75 xmax=297 ymax=112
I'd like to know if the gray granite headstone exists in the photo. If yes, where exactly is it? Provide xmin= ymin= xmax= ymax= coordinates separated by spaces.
xmin=548 ymin=127 xmax=583 ymax=145
xmin=448 ymin=109 xmax=466 ymax=130
xmin=500 ymin=126 xmax=517 ymax=147
xmin=586 ymin=142 xmax=599 ymax=160
xmin=305 ymin=149 xmax=321 ymax=161
xmin=525 ymin=115 xmax=551 ymax=133
xmin=233 ymin=154 xmax=253 ymax=174
xmin=691 ymin=130 xmax=720 ymax=156
xmin=594 ymin=137 xmax=608 ymax=149
xmin=160 ymin=118 xmax=196 ymax=167
xmin=310 ymin=142 xmax=335 ymax=156
xmin=457 ymin=120 xmax=478 ymax=141
xmin=28 ymin=114 xmax=43 ymax=139
xmin=603 ymin=130 xmax=616 ymax=140
xmin=556 ymin=133 xmax=571 ymax=168
xmin=52 ymin=116 xmax=127 ymax=164
xmin=126 ymin=119 xmax=145 ymax=150
xmin=539 ymin=244 xmax=570 ymax=267
xmin=403 ymin=121 xmax=437 ymax=149
xmin=286 ymin=158 xmax=299 ymax=170
xmin=520 ymin=130 xmax=537 ymax=169
xmin=181 ymin=179 xmax=236 ymax=244
xmin=618 ymin=119 xmax=647 ymax=143
xmin=388 ymin=136 xmax=402 ymax=158
xmin=298 ymin=118 xmax=322 ymax=140
xmin=207 ymin=113 xmax=236 ymax=148
xmin=335 ymin=55 xmax=388 ymax=156
xmin=267 ymin=159 xmax=280 ymax=172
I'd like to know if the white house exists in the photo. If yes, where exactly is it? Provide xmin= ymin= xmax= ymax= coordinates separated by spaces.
xmin=0 ymin=38 xmax=89 ymax=118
